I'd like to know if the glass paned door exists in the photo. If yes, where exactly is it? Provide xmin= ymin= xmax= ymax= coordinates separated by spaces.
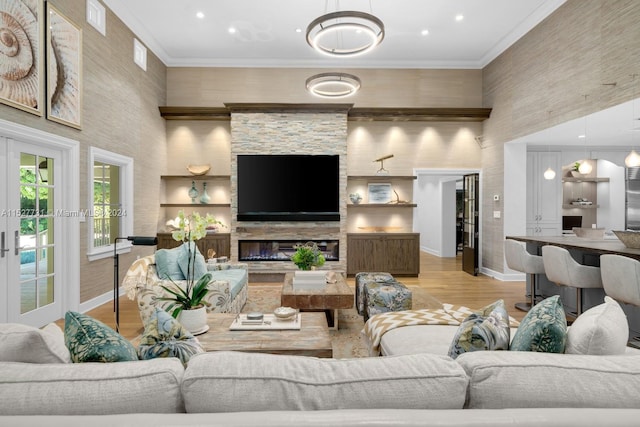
xmin=5 ymin=142 xmax=62 ymax=326
xmin=462 ymin=173 xmax=479 ymax=276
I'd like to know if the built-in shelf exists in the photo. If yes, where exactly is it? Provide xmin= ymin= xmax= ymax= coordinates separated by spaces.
xmin=161 ymin=175 xmax=230 ymax=180
xmin=348 ymin=175 xmax=417 ymax=181
xmin=562 ymin=177 xmax=610 ymax=183
xmin=161 ymin=203 xmax=231 ymax=208
xmin=348 ymin=203 xmax=417 ymax=208
xmin=562 ymin=204 xmax=599 ymax=209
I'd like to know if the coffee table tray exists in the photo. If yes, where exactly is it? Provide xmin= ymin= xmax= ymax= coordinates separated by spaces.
xmin=229 ymin=313 xmax=301 ymax=331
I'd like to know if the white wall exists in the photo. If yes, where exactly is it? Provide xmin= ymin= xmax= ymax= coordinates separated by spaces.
xmin=441 ymin=179 xmax=457 ymax=257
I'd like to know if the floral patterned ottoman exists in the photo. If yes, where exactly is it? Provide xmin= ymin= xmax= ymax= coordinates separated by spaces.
xmin=354 ymin=272 xmax=397 ymax=316
xmin=362 ymin=278 xmax=412 ymax=322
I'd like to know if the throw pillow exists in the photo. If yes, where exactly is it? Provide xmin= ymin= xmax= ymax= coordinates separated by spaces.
xmin=177 ymin=242 xmax=208 ymax=282
xmin=510 ymin=295 xmax=567 ymax=353
xmin=0 ymin=323 xmax=71 ymax=363
xmin=448 ymin=299 xmax=510 ymax=359
xmin=138 ymin=307 xmax=204 ymax=364
xmin=155 ymin=246 xmax=185 ymax=281
xmin=64 ymin=311 xmax=138 ymax=363
xmin=565 ymin=296 xmax=629 ymax=355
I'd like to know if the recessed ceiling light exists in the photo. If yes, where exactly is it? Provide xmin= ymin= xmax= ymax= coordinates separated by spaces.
xmin=578 ymin=134 xmax=586 ymax=139
xmin=295 ymin=28 xmax=302 ymax=33
xmin=228 ymin=27 xmax=236 ymax=34
xmin=196 ymin=11 xmax=204 ymax=19
xmin=421 ymin=29 xmax=429 ymax=36
xmin=455 ymin=14 xmax=464 ymax=22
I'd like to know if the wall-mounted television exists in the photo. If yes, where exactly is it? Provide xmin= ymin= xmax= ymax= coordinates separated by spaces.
xmin=237 ymin=154 xmax=340 ymax=222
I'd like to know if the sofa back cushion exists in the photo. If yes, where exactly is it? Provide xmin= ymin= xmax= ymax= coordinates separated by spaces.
xmin=182 ymin=351 xmax=469 ymax=412
xmin=457 ymin=351 xmax=640 ymax=409
xmin=0 ymin=358 xmax=185 ymax=415
xmin=0 ymin=323 xmax=71 ymax=363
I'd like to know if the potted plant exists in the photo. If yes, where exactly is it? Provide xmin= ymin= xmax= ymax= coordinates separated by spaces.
xmin=291 ymin=242 xmax=326 ymax=270
xmin=159 ymin=210 xmax=224 ymax=332
xmin=571 ymin=162 xmax=582 ymax=177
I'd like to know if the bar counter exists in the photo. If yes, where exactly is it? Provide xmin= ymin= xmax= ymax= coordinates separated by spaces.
xmin=505 ymin=235 xmax=640 ymax=336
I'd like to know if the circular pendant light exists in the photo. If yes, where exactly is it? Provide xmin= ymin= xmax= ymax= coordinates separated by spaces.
xmin=543 ymin=167 xmax=556 ymax=180
xmin=306 ymin=72 xmax=361 ymax=98
xmin=306 ymin=11 xmax=385 ymax=57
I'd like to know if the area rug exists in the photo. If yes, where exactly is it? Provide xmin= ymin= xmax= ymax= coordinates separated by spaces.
xmin=242 ymin=284 xmax=442 ymax=359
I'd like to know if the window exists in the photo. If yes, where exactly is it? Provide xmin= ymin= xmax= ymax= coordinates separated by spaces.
xmin=87 ymin=147 xmax=133 ymax=261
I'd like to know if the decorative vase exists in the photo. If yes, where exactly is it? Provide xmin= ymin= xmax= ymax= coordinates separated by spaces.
xmin=188 ymin=181 xmax=199 ymax=203
xmin=349 ymin=193 xmax=362 ymax=204
xmin=200 ymin=182 xmax=211 ymax=204
xmin=177 ymin=306 xmax=208 ymax=334
xmin=570 ymin=171 xmax=582 ymax=178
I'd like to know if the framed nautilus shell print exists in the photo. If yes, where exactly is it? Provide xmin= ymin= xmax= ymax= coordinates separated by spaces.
xmin=46 ymin=3 xmax=81 ymax=129
xmin=0 ymin=0 xmax=44 ymax=116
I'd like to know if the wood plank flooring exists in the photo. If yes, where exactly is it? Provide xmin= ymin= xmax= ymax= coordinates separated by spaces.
xmin=59 ymin=252 xmax=526 ymax=341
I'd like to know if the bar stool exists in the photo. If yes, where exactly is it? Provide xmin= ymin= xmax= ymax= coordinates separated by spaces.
xmin=504 ymin=239 xmax=545 ymax=312
xmin=600 ymin=254 xmax=640 ymax=347
xmin=541 ymin=245 xmax=603 ymax=318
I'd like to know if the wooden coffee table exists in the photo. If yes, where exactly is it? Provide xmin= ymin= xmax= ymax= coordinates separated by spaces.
xmin=196 ymin=312 xmax=333 ymax=358
xmin=281 ymin=272 xmax=354 ymax=329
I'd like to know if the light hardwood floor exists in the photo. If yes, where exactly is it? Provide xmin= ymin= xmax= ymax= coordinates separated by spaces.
xmin=61 ymin=251 xmax=527 ymax=341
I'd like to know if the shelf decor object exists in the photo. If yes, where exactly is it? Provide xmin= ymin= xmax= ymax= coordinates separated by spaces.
xmin=368 ymin=183 xmax=392 ymax=204
xmin=200 ymin=182 xmax=211 ymax=204
xmin=374 ymin=154 xmax=393 ymax=175
xmin=306 ymin=8 xmax=384 ymax=57
xmin=187 ymin=164 xmax=211 ymax=175
xmin=188 ymin=181 xmax=199 ymax=203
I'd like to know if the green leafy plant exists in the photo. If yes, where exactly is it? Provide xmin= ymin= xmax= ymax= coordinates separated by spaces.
xmin=291 ymin=242 xmax=326 ymax=270
xmin=573 ymin=161 xmax=581 ymax=171
xmin=159 ymin=210 xmax=224 ymax=318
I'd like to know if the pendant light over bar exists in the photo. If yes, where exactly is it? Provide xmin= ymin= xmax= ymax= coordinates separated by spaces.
xmin=306 ymin=72 xmax=361 ymax=98
xmin=626 ymin=74 xmax=640 ymax=167
xmin=306 ymin=8 xmax=385 ymax=57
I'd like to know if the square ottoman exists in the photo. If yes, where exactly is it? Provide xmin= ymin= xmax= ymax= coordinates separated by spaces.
xmin=355 ymin=272 xmax=397 ymax=316
xmin=364 ymin=281 xmax=412 ymax=322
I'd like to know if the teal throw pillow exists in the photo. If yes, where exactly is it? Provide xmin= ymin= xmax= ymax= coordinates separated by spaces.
xmin=64 ymin=311 xmax=138 ymax=363
xmin=155 ymin=246 xmax=185 ymax=281
xmin=178 ymin=242 xmax=208 ymax=282
xmin=138 ymin=308 xmax=204 ymax=365
xmin=448 ymin=299 xmax=510 ymax=359
xmin=510 ymin=295 xmax=567 ymax=353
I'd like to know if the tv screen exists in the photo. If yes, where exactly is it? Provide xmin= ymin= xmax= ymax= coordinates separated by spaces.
xmin=237 ymin=154 xmax=340 ymax=221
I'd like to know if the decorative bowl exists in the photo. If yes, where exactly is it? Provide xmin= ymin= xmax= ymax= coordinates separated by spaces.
xmin=613 ymin=230 xmax=640 ymax=249
xmin=187 ymin=164 xmax=211 ymax=175
xmin=273 ymin=306 xmax=297 ymax=320
xmin=572 ymin=227 xmax=605 ymax=239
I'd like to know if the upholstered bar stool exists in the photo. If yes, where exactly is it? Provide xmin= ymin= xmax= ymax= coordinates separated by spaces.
xmin=600 ymin=254 xmax=640 ymax=347
xmin=541 ymin=245 xmax=603 ymax=318
xmin=504 ymin=239 xmax=546 ymax=312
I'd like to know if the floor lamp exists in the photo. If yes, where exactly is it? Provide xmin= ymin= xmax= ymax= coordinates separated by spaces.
xmin=113 ymin=236 xmax=157 ymax=332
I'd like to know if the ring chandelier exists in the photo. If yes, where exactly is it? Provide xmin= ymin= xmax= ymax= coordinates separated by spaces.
xmin=305 ymin=72 xmax=361 ymax=98
xmin=306 ymin=10 xmax=385 ymax=57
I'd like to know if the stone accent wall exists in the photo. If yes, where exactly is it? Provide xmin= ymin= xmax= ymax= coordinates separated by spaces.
xmin=230 ymin=110 xmax=348 ymax=273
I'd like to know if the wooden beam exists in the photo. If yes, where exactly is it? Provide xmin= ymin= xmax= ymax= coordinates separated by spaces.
xmin=348 ymin=107 xmax=492 ymax=122
xmin=158 ymin=106 xmax=230 ymax=120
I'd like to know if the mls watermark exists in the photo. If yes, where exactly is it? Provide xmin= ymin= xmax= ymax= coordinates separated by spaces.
xmin=0 ymin=209 xmax=128 ymax=218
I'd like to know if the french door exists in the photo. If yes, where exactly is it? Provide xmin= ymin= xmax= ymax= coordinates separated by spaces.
xmin=0 ymin=121 xmax=79 ymax=327
xmin=462 ymin=173 xmax=479 ymax=276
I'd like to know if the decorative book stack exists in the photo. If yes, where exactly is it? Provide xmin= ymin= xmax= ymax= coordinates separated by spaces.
xmin=292 ymin=270 xmax=327 ymax=290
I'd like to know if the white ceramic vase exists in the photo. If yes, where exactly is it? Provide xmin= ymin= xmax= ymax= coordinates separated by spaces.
xmin=177 ymin=306 xmax=208 ymax=334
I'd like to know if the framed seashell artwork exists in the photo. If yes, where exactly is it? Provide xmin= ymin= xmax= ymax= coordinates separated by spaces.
xmin=0 ymin=0 xmax=44 ymax=116
xmin=46 ymin=3 xmax=82 ymax=129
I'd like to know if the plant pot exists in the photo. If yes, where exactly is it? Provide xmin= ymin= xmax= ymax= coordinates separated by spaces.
xmin=570 ymin=171 xmax=582 ymax=177
xmin=178 ymin=306 xmax=208 ymax=334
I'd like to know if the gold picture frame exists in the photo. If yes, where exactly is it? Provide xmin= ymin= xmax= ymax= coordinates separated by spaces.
xmin=0 ymin=0 xmax=44 ymax=116
xmin=46 ymin=3 xmax=82 ymax=129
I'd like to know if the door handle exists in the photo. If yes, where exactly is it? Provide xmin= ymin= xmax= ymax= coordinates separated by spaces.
xmin=14 ymin=230 xmax=19 ymax=255
xmin=0 ymin=232 xmax=8 ymax=258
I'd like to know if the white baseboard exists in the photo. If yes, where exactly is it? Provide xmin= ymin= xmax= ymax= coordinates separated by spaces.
xmin=78 ymin=288 xmax=121 ymax=314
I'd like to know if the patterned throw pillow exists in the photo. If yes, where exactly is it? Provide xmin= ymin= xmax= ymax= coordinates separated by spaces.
xmin=565 ymin=296 xmax=629 ymax=355
xmin=448 ymin=299 xmax=510 ymax=359
xmin=510 ymin=295 xmax=567 ymax=353
xmin=64 ymin=311 xmax=138 ymax=363
xmin=138 ymin=308 xmax=204 ymax=364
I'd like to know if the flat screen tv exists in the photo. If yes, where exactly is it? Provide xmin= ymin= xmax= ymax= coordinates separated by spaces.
xmin=237 ymin=154 xmax=340 ymax=221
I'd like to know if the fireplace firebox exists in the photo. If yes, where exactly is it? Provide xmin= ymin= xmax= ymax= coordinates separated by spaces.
xmin=239 ymin=240 xmax=339 ymax=262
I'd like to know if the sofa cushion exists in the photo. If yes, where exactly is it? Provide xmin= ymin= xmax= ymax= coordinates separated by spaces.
xmin=510 ymin=295 xmax=567 ymax=353
xmin=448 ymin=299 xmax=510 ymax=359
xmin=155 ymin=245 xmax=185 ymax=280
xmin=64 ymin=311 xmax=138 ymax=363
xmin=209 ymin=268 xmax=247 ymax=299
xmin=0 ymin=323 xmax=71 ymax=363
xmin=0 ymin=358 xmax=185 ymax=415
xmin=457 ymin=351 xmax=640 ymax=409
xmin=182 ymin=351 xmax=469 ymax=412
xmin=177 ymin=242 xmax=208 ymax=282
xmin=138 ymin=308 xmax=204 ymax=364
xmin=565 ymin=296 xmax=629 ymax=355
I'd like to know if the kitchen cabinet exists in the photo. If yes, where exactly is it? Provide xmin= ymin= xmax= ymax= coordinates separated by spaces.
xmin=526 ymin=152 xmax=561 ymax=235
